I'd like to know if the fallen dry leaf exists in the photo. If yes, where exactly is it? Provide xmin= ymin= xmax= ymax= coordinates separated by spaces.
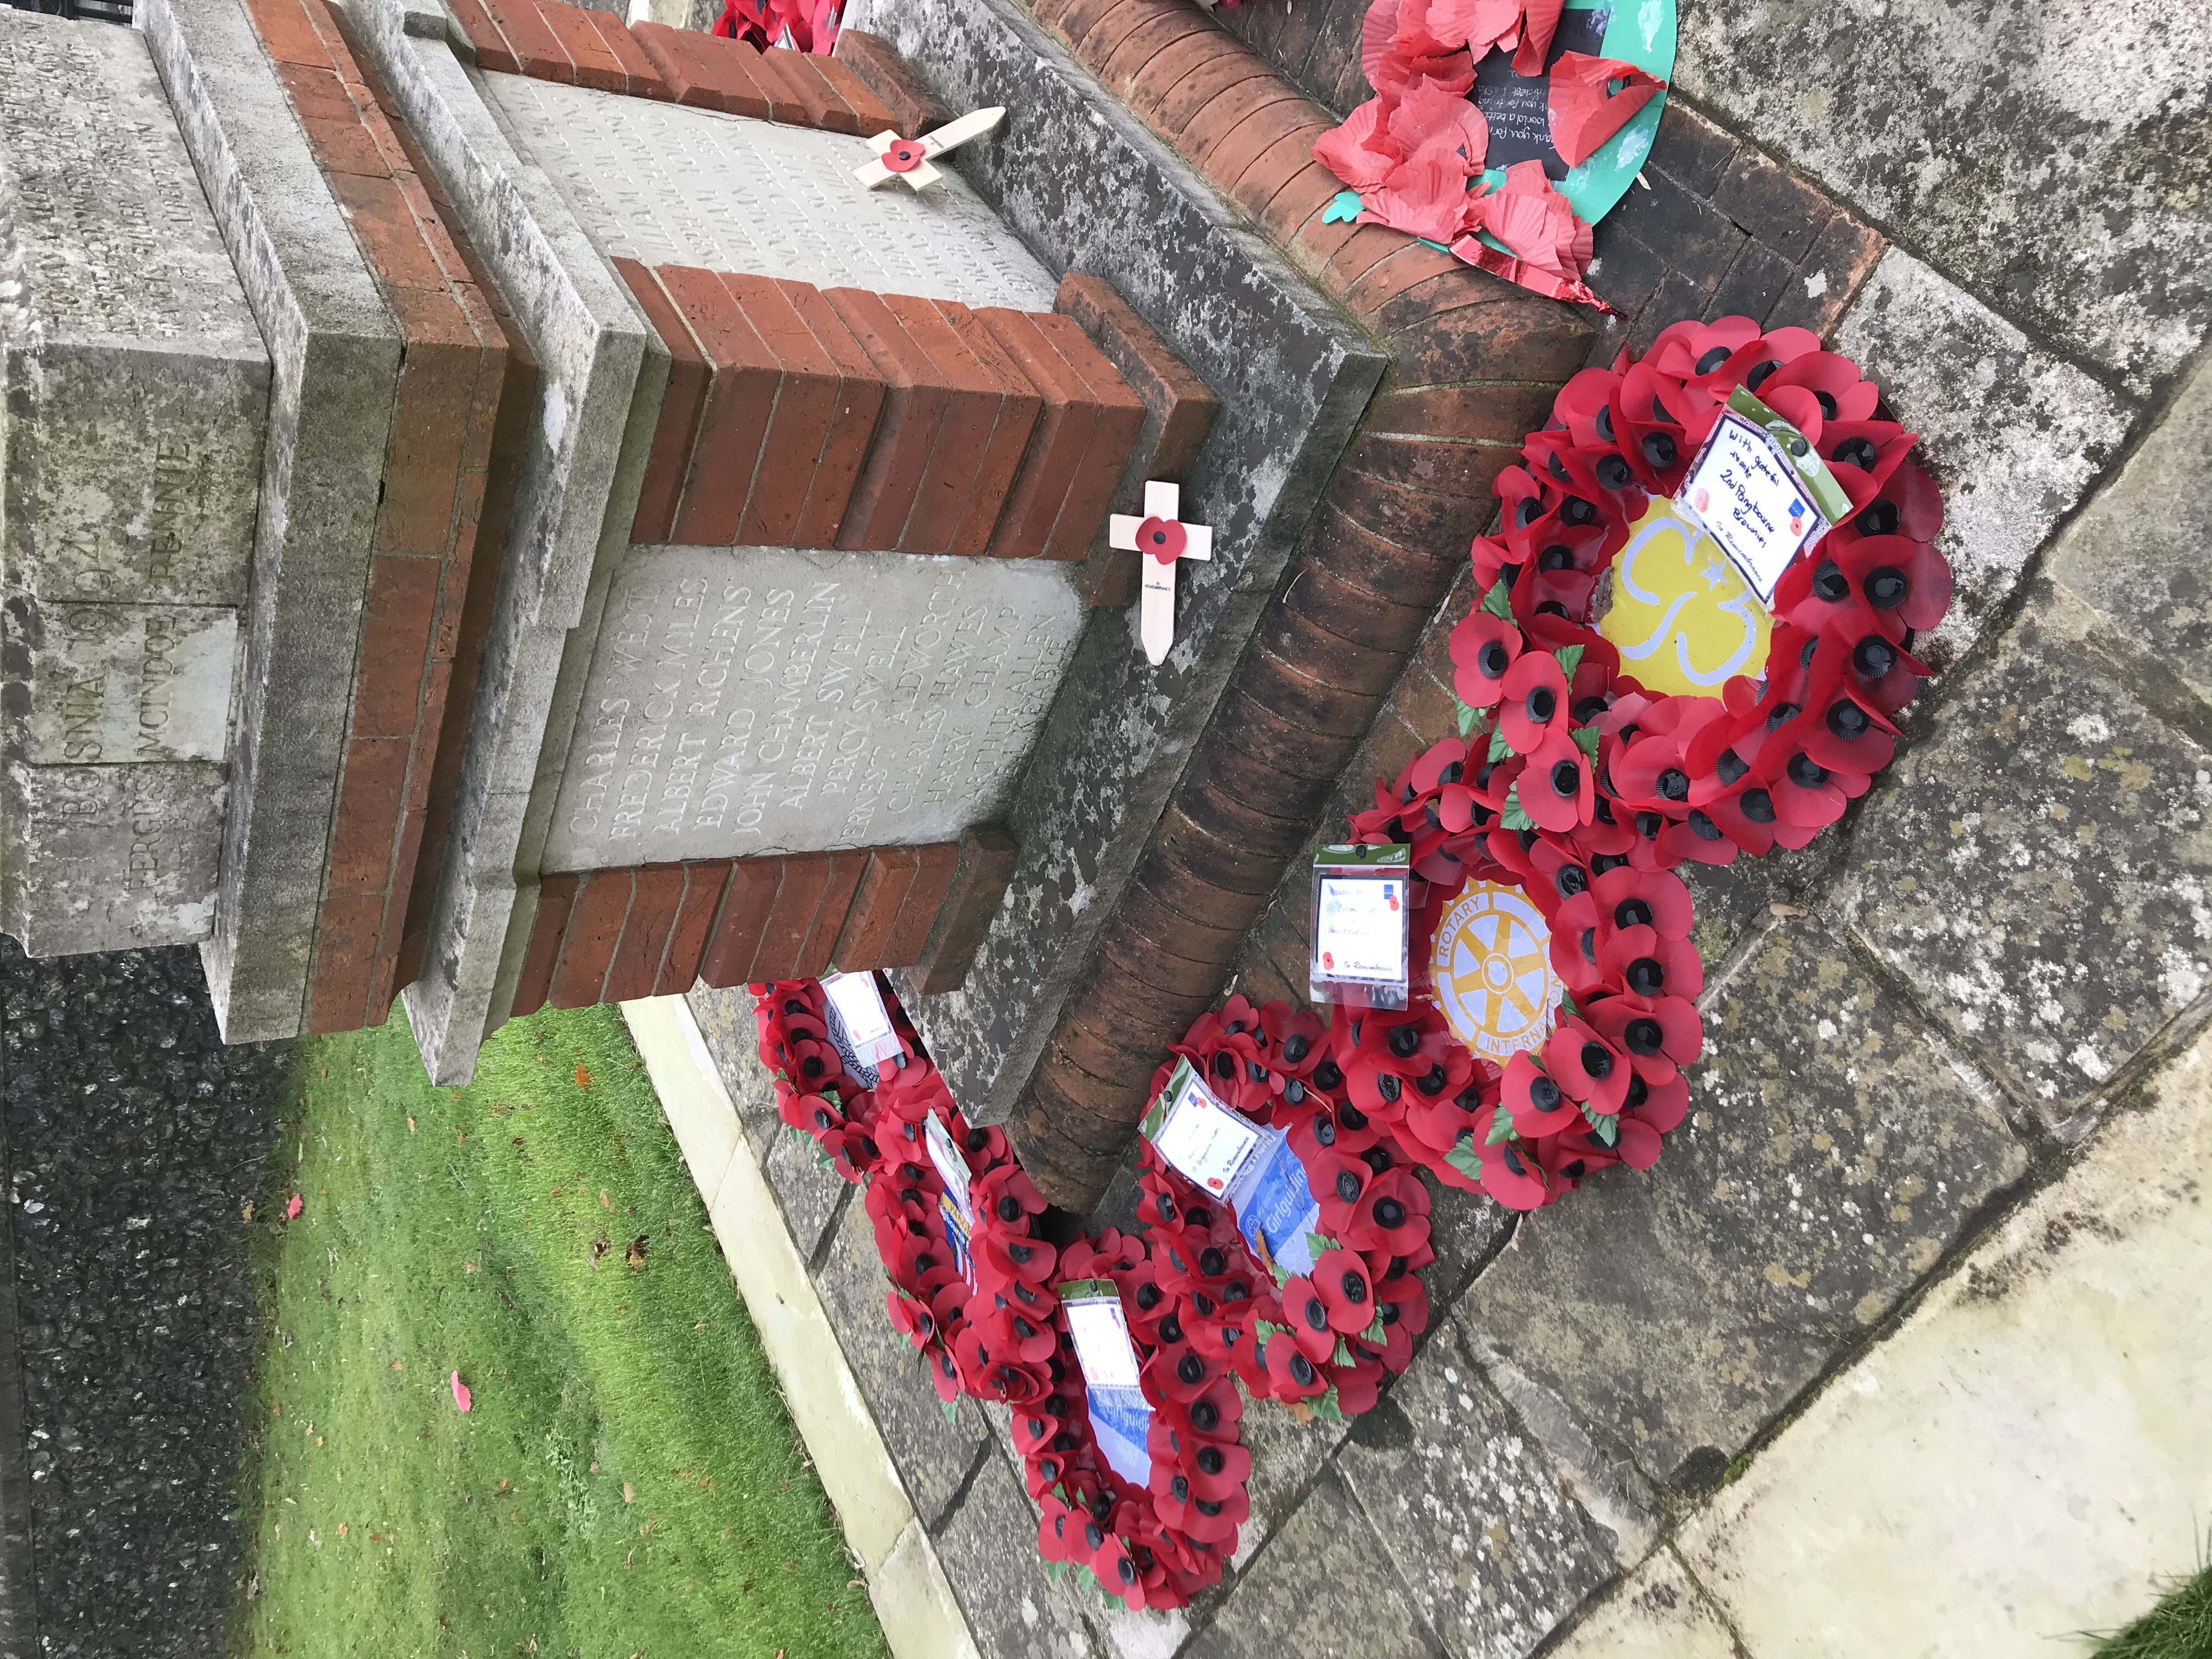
xmin=600 ymin=1189 xmax=612 ymax=1211
xmin=575 ymin=1064 xmax=591 ymax=1090
xmin=407 ymin=1116 xmax=416 ymax=1133
xmin=391 ymin=1358 xmax=403 ymax=1371
xmin=337 ymin=1522 xmax=347 ymax=1538
xmin=464 ymin=1262 xmax=478 ymax=1273
xmin=241 ymin=1202 xmax=254 ymax=1223
xmin=622 ymin=1482 xmax=635 ymax=1504
xmin=1770 ymin=902 xmax=1808 ymax=917
xmin=625 ymin=1235 xmax=648 ymax=1269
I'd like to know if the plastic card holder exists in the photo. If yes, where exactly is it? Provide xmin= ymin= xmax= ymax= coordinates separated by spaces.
xmin=1309 ymin=844 xmax=1412 ymax=1009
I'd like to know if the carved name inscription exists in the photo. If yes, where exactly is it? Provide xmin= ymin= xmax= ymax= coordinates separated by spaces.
xmin=542 ymin=547 xmax=1086 ymax=871
xmin=484 ymin=74 xmax=1059 ymax=311
xmin=0 ymin=11 xmax=267 ymax=608
xmin=23 ymin=603 xmax=238 ymax=764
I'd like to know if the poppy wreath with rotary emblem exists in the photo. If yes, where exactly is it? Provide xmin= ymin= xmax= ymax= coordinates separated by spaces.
xmin=1340 ymin=313 xmax=1949 ymax=1209
xmin=1018 ymin=1228 xmax=1250 ymax=1610
xmin=1131 ymin=996 xmax=1439 ymax=1419
xmin=750 ymin=980 xmax=1058 ymax=1407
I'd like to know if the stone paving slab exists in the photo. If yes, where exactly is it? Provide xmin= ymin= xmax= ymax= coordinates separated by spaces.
xmin=1183 ymin=1470 xmax=1436 ymax=1659
xmin=1334 ymin=1319 xmax=1617 ymax=1659
xmin=1838 ymin=581 xmax=2212 ymax=1129
xmin=933 ymin=1442 xmax=1102 ymax=1659
xmin=1462 ymin=912 xmax=2027 ymax=1487
xmin=1675 ymin=1025 xmax=2212 ymax=1658
xmin=762 ymin=1125 xmax=849 ymax=1264
xmin=811 ymin=1190 xmax=991 ymax=1532
xmin=1833 ymin=250 xmax=2134 ymax=669
xmin=1674 ymin=0 xmax=2211 ymax=393
xmin=1548 ymin=1549 xmax=1739 ymax=1659
xmin=2050 ymin=357 xmax=2212 ymax=703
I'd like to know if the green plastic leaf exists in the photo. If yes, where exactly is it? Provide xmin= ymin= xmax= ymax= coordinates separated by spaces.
xmin=1571 ymin=724 xmax=1601 ymax=761
xmin=1487 ymin=729 xmax=1514 ymax=763
xmin=939 ymin=1397 xmax=960 ymax=1426
xmin=1486 ymin=1108 xmax=1519 ymax=1146
xmin=1558 ymin=989 xmax=1579 ymax=1019
xmin=1269 ymin=1257 xmax=1294 ymax=1289
xmin=1333 ymin=1336 xmax=1355 ymax=1367
xmin=1500 ymin=787 xmax=1534 ymax=831
xmin=1480 ymin=578 xmax=1515 ymax=620
xmin=1311 ymin=1387 xmax=1347 ymax=1424
xmin=1555 ymin=644 xmax=1585 ymax=680
xmin=1446 ymin=1131 xmax=1484 ymax=1182
xmin=1583 ymin=1107 xmax=1621 ymax=1148
xmin=1361 ymin=1311 xmax=1386 ymax=1345
xmin=1304 ymin=1231 xmax=1338 ymax=1265
xmin=1457 ymin=700 xmax=1481 ymax=737
xmin=1323 ymin=189 xmax=1364 ymax=223
xmin=1043 ymin=1559 xmax=1068 ymax=1583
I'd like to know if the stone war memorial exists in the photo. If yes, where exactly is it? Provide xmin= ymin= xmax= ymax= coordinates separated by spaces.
xmin=2 ymin=0 xmax=2209 ymax=1647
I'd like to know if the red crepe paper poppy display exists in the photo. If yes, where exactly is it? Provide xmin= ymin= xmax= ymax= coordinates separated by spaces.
xmin=1020 ymin=1229 xmax=1252 ymax=1609
xmin=1130 ymin=997 xmax=1441 ymax=1421
xmin=1311 ymin=0 xmax=1673 ymax=306
xmin=752 ymin=979 xmax=1058 ymax=1407
xmin=1331 ymin=315 xmax=1948 ymax=1208
xmin=713 ymin=0 xmax=839 ymax=54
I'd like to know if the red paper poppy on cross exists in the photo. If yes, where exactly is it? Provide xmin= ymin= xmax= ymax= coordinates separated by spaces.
xmin=854 ymin=106 xmax=1007 ymax=193
xmin=1110 ymin=481 xmax=1215 ymax=666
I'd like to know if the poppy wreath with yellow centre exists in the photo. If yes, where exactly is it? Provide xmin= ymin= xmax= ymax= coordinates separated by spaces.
xmin=1131 ymin=996 xmax=1439 ymax=1419
xmin=1019 ymin=1228 xmax=1251 ymax=1610
xmin=751 ymin=979 xmax=1058 ymax=1407
xmin=1345 ymin=312 xmax=1950 ymax=1209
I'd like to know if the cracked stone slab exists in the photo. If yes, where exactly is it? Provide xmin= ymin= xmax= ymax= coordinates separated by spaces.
xmin=763 ymin=1126 xmax=847 ymax=1265
xmin=1184 ymin=1469 xmax=1434 ymax=1659
xmin=810 ymin=1189 xmax=989 ymax=1531
xmin=1462 ymin=912 xmax=2027 ymax=1486
xmin=1334 ymin=1319 xmax=1617 ymax=1659
xmin=684 ymin=982 xmax=781 ymax=1156
xmin=1838 ymin=583 xmax=2212 ymax=1127
xmin=1547 ymin=1548 xmax=1739 ymax=1659
xmin=2049 ymin=356 xmax=2212 ymax=702
xmin=1833 ymin=250 xmax=2134 ymax=670
xmin=931 ymin=1442 xmax=1101 ymax=1659
xmin=1677 ymin=1025 xmax=2212 ymax=1657
xmin=1675 ymin=0 xmax=2211 ymax=393
xmin=1229 ymin=1387 xmax=1348 ymax=1569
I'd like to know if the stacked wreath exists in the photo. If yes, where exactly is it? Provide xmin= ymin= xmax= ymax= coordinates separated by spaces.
xmin=1130 ymin=997 xmax=1439 ymax=1420
xmin=753 ymin=981 xmax=1051 ymax=1405
xmin=751 ymin=978 xmax=1252 ymax=1610
xmin=1331 ymin=313 xmax=1948 ymax=1208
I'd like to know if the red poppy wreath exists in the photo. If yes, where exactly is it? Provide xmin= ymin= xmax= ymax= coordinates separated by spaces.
xmin=751 ymin=977 xmax=1252 ymax=1611
xmin=752 ymin=979 xmax=1057 ymax=1407
xmin=1130 ymin=997 xmax=1439 ymax=1421
xmin=1335 ymin=312 xmax=1950 ymax=1209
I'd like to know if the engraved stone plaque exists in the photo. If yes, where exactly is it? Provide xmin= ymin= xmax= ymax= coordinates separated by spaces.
xmin=10 ymin=602 xmax=239 ymax=764
xmin=482 ymin=74 xmax=1059 ymax=310
xmin=0 ymin=9 xmax=269 ymax=606
xmin=1 ymin=759 xmax=226 ymax=952
xmin=540 ymin=546 xmax=1086 ymax=871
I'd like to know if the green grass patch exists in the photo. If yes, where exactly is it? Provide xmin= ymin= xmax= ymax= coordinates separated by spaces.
xmin=2092 ymin=1555 xmax=2212 ymax=1659
xmin=232 ymin=1003 xmax=888 ymax=1659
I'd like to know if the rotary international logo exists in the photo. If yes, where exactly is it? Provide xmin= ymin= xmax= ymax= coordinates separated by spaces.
xmin=1430 ymin=882 xmax=1562 ymax=1061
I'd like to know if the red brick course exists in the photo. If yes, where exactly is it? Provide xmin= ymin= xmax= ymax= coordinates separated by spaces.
xmin=830 ymin=29 xmax=949 ymax=137
xmin=246 ymin=0 xmax=533 ymax=1036
xmin=506 ymin=836 xmax=1002 ymax=1019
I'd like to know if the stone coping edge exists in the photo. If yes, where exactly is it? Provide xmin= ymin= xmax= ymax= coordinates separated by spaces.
xmin=620 ymin=993 xmax=985 ymax=1659
xmin=142 ymin=0 xmax=407 ymax=1044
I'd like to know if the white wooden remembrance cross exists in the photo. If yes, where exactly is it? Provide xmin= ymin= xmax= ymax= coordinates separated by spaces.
xmin=854 ymin=106 xmax=1009 ymax=192
xmin=1110 ymin=481 xmax=1212 ymax=667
